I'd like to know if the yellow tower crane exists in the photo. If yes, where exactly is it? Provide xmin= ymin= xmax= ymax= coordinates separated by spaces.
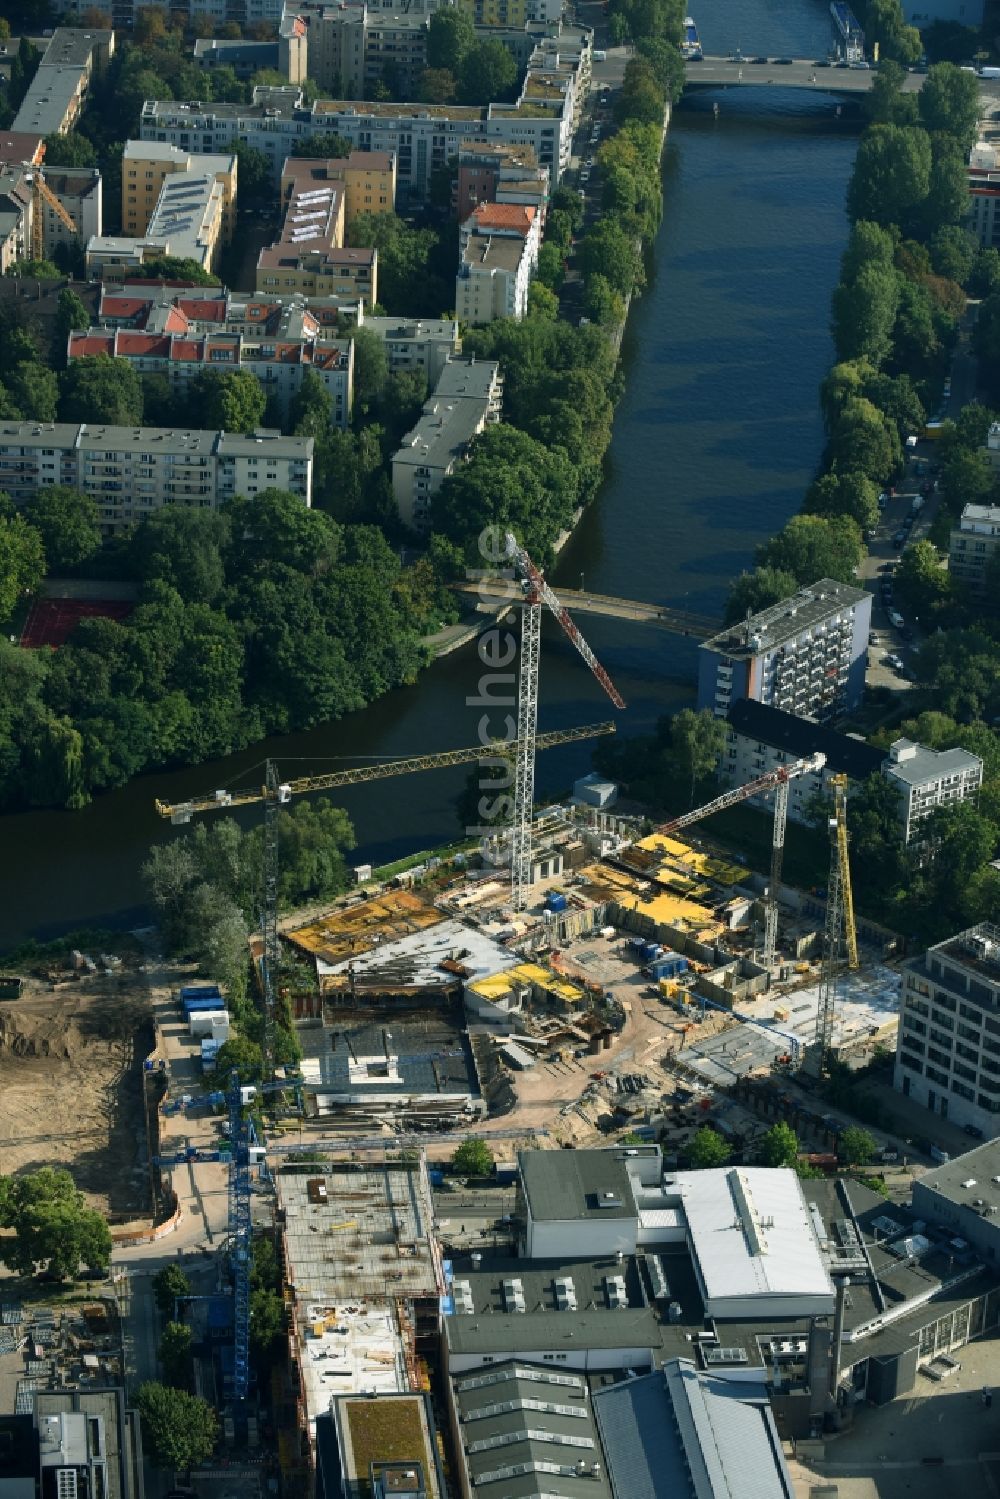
xmin=28 ymin=174 xmax=79 ymax=263
xmin=155 ymin=720 xmax=615 ymax=1075
xmin=814 ymin=772 xmax=858 ymax=1066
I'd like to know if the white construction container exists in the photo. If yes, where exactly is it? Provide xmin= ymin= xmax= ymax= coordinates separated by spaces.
xmin=189 ymin=1008 xmax=229 ymax=1038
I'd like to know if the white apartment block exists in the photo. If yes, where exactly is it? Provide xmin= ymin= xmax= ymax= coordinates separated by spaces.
xmin=0 ymin=173 xmax=33 ymax=274
xmin=0 ymin=421 xmax=313 ymax=535
xmin=140 ymin=87 xmax=573 ymax=201
xmin=697 ymin=580 xmax=872 ymax=722
xmin=456 ymin=231 xmax=534 ymax=322
xmin=882 ymin=738 xmax=984 ymax=845
xmin=722 ymin=700 xmax=884 ymax=828
xmin=949 ymin=501 xmax=1000 ymax=592
xmin=392 ymin=356 xmax=501 ymax=531
xmin=895 ymin=924 xmax=1000 ymax=1137
xmin=361 ymin=316 xmax=460 ymax=382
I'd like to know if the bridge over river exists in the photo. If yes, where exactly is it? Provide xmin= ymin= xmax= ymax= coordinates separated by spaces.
xmin=453 ymin=581 xmax=720 ymax=639
xmin=683 ymin=55 xmax=924 ymax=92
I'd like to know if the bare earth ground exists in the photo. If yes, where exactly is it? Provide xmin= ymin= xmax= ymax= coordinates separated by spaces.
xmin=0 ymin=974 xmax=153 ymax=1216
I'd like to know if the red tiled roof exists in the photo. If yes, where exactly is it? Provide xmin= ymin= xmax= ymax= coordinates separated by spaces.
xmin=68 ymin=332 xmax=113 ymax=357
xmin=0 ymin=132 xmax=44 ymax=166
xmin=467 ymin=201 xmax=536 ymax=234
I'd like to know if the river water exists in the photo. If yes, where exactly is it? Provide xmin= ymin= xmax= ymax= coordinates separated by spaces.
xmin=0 ymin=4 xmax=858 ymax=946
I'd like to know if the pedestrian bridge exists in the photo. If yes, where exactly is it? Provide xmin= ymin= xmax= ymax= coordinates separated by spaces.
xmin=683 ymin=55 xmax=923 ymax=92
xmin=454 ymin=580 xmax=719 ymax=639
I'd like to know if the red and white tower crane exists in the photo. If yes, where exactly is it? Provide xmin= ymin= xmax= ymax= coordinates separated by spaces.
xmin=504 ymin=532 xmax=626 ymax=911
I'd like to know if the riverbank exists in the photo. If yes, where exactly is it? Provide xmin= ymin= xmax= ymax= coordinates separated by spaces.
xmin=0 ymin=84 xmax=857 ymax=948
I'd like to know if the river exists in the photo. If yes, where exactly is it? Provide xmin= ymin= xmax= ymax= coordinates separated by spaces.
xmin=0 ymin=4 xmax=858 ymax=947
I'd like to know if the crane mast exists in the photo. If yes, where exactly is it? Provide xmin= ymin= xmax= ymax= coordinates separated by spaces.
xmin=814 ymin=773 xmax=858 ymax=1067
xmin=503 ymin=533 xmax=625 ymax=911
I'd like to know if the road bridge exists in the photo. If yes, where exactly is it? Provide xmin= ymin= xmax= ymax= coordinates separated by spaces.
xmin=454 ymin=580 xmax=719 ymax=639
xmin=683 ymin=55 xmax=923 ymax=92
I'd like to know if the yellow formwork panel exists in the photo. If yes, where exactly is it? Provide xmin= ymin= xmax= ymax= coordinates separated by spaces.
xmin=467 ymin=961 xmax=586 ymax=1006
xmin=287 ymin=889 xmax=444 ymax=963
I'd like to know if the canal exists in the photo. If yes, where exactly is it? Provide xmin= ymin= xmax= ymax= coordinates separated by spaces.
xmin=0 ymin=6 xmax=858 ymax=946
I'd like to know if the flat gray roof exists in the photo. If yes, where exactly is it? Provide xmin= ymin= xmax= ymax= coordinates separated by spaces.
xmin=884 ymin=738 xmax=982 ymax=788
xmin=700 ymin=579 xmax=869 ymax=659
xmin=448 ymin=1253 xmax=646 ymax=1318
xmin=519 ymin=1149 xmax=637 ymax=1222
xmin=434 ymin=356 xmax=499 ymax=400
xmin=0 ymin=420 xmax=312 ymax=460
xmin=462 ymin=233 xmax=526 ymax=272
xmin=393 ymin=397 xmax=490 ymax=471
xmin=913 ymin=1137 xmax=1000 ymax=1209
xmin=446 ymin=1305 xmax=659 ymax=1357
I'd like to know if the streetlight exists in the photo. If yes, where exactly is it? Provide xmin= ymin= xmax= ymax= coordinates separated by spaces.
xmin=580 ymin=571 xmax=585 ymax=592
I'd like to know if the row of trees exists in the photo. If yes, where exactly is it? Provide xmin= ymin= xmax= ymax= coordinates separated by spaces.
xmin=685 ymin=1120 xmax=877 ymax=1170
xmin=723 ymin=59 xmax=981 ymax=630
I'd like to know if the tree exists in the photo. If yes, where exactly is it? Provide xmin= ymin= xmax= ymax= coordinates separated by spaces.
xmin=686 ymin=1126 xmax=731 ymax=1169
xmin=757 ymin=514 xmax=864 ymax=586
xmin=433 ymin=423 xmax=578 ymax=562
xmin=0 ymin=513 xmax=45 ymax=623
xmin=351 ymin=326 xmax=390 ymax=412
xmin=228 ymin=139 xmax=270 ymax=199
xmin=929 ymin=224 xmax=976 ymax=285
xmin=670 ymin=708 xmax=725 ymax=807
xmin=23 ymin=486 xmax=100 ymax=573
xmin=846 ymin=125 xmax=932 ymax=228
xmin=418 ymin=66 xmax=457 ymax=103
xmin=759 ymin=1121 xmax=799 ymax=1169
xmin=7 ymin=362 xmax=58 ymax=422
xmin=804 ymin=471 xmax=879 ymax=531
xmin=578 ymin=220 xmax=643 ymax=298
xmin=190 ymin=369 xmax=265 ymax=433
xmin=158 ymin=1321 xmax=194 ymax=1389
xmin=535 ymin=241 xmax=565 ymax=291
xmin=153 ymin=1262 xmax=191 ymax=1317
xmin=723 ymin=566 xmax=798 ymax=626
xmin=42 ymin=133 xmax=97 ymax=167
xmin=136 ymin=1383 xmax=218 ymax=1470
xmin=841 ymin=220 xmax=897 ymax=284
xmin=838 ymin=1126 xmax=876 ymax=1166
xmin=59 ymin=355 xmax=143 ymax=426
xmin=132 ymin=507 xmax=230 ymax=605
xmin=212 ymin=1035 xmax=263 ymax=1086
xmin=831 ymin=262 xmax=899 ymax=366
xmin=918 ymin=62 xmax=982 ymax=149
xmin=451 ymin=1136 xmax=494 ymax=1176
xmin=458 ymin=40 xmax=517 ymax=105
xmin=427 ymin=7 xmax=475 ymax=72
xmin=827 ymin=397 xmax=898 ymax=484
xmin=894 ymin=538 xmax=953 ymax=618
xmin=53 ymin=289 xmax=92 ymax=369
xmin=0 ymin=1167 xmax=111 ymax=1278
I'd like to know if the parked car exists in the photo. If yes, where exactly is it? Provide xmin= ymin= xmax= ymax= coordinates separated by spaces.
xmin=893 ymin=529 xmax=907 ymax=547
xmin=965 ymin=1123 xmax=985 ymax=1139
xmin=886 ymin=653 xmax=905 ymax=670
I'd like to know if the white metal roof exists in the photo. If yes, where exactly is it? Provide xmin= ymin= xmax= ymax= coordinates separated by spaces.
xmin=664 ymin=1167 xmax=835 ymax=1310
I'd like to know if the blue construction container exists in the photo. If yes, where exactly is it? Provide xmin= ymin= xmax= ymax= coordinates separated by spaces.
xmin=180 ymin=984 xmax=222 ymax=1002
xmin=184 ymin=995 xmax=225 ymax=1014
xmin=428 ymin=1169 xmax=445 ymax=1187
xmin=642 ymin=942 xmax=663 ymax=962
xmin=547 ymin=892 xmax=568 ymax=913
xmin=651 ymin=951 xmax=689 ymax=981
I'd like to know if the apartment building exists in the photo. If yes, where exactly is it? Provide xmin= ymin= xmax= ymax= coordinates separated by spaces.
xmin=392 ymin=356 xmax=502 ymax=530
xmin=255 ymin=242 xmax=377 ymax=301
xmin=38 ymin=166 xmax=102 ymax=258
xmin=0 ymin=420 xmax=314 ymax=534
xmin=281 ymin=151 xmax=397 ymax=225
xmin=454 ymin=140 xmax=548 ymax=219
xmin=895 ymin=924 xmax=1000 ymax=1137
xmin=967 ymin=142 xmax=1000 ymax=248
xmin=273 ymin=170 xmax=346 ymax=257
xmin=140 ymin=88 xmax=573 ymax=201
xmin=362 ymin=315 xmax=460 ymax=381
xmin=0 ymin=134 xmax=45 ymax=170
xmin=12 ymin=29 xmax=115 ymax=139
xmin=193 ymin=15 xmax=308 ymax=84
xmin=723 ymin=699 xmax=884 ymax=827
xmin=456 ymin=228 xmax=535 ymax=323
xmin=89 ymin=167 xmax=231 ymax=280
xmin=697 ymin=579 xmax=872 ymax=722
xmin=68 ymin=312 xmax=354 ymax=428
xmin=882 ymin=737 xmax=983 ymax=844
xmin=289 ymin=0 xmax=431 ymax=98
xmin=122 ymin=141 xmax=237 ymax=242
xmin=950 ymin=501 xmax=1000 ymax=592
xmin=0 ymin=173 xmax=33 ymax=273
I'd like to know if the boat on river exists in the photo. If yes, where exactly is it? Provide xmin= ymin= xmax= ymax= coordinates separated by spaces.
xmin=681 ymin=16 xmax=703 ymax=59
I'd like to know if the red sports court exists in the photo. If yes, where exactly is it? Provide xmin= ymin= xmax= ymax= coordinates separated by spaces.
xmin=19 ymin=597 xmax=134 ymax=649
